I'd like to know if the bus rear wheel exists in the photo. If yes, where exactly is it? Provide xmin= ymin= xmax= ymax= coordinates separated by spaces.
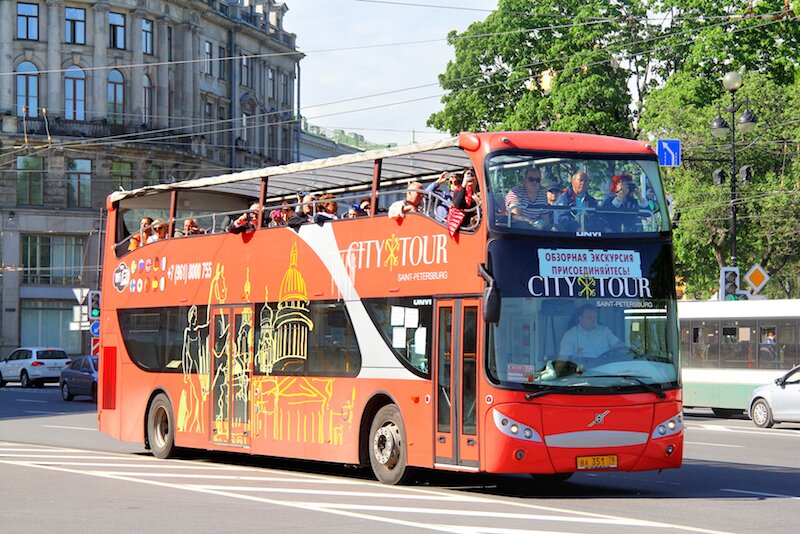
xmin=147 ymin=393 xmax=176 ymax=459
xmin=530 ymin=472 xmax=573 ymax=483
xmin=368 ymin=404 xmax=409 ymax=485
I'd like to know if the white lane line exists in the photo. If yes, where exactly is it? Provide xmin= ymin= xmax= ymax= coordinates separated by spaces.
xmin=25 ymin=410 xmax=71 ymax=415
xmin=688 ymin=425 xmax=800 ymax=437
xmin=17 ymin=399 xmax=47 ymax=403
xmin=195 ymin=485 xmax=471 ymax=501
xmin=430 ymin=526 xmax=580 ymax=534
xmin=721 ymin=489 xmax=800 ymax=499
xmin=0 ymin=454 xmax=163 ymax=460
xmin=9 ymin=461 xmax=251 ymax=469
xmin=93 ymin=472 xmax=355 ymax=484
xmin=43 ymin=425 xmax=97 ymax=431
xmin=684 ymin=441 xmax=742 ymax=448
xmin=1 ymin=456 xmax=733 ymax=534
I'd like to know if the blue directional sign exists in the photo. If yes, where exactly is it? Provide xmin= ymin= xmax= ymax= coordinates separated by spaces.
xmin=90 ymin=321 xmax=101 ymax=337
xmin=658 ymin=139 xmax=681 ymax=167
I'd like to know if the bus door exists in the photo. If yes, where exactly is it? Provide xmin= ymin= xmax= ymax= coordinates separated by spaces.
xmin=434 ymin=299 xmax=480 ymax=469
xmin=210 ymin=306 xmax=254 ymax=447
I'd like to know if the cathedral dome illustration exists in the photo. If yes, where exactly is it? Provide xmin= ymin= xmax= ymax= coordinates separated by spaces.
xmin=279 ymin=243 xmax=308 ymax=303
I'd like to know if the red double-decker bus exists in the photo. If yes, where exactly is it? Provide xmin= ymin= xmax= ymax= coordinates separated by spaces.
xmin=98 ymin=131 xmax=682 ymax=484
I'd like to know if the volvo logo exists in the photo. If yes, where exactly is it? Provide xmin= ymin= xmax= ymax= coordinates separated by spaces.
xmin=588 ymin=410 xmax=610 ymax=427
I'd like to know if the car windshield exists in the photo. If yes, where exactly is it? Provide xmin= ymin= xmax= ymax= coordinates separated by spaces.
xmin=487 ymin=153 xmax=669 ymax=235
xmin=38 ymin=350 xmax=68 ymax=360
xmin=91 ymin=357 xmax=99 ymax=370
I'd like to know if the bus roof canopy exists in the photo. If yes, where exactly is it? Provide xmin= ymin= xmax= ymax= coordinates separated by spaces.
xmin=109 ymin=137 xmax=467 ymax=204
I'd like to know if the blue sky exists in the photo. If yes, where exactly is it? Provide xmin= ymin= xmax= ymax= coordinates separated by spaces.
xmin=285 ymin=1 xmax=498 ymax=146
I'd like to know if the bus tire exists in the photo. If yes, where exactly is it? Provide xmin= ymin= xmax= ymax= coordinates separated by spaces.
xmin=751 ymin=399 xmax=774 ymax=428
xmin=147 ymin=393 xmax=176 ymax=459
xmin=368 ymin=404 xmax=409 ymax=485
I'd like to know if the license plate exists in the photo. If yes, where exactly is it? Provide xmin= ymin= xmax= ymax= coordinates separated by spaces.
xmin=576 ymin=454 xmax=618 ymax=470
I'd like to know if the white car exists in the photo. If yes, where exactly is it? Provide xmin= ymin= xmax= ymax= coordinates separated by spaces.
xmin=0 ymin=347 xmax=71 ymax=388
xmin=749 ymin=365 xmax=800 ymax=428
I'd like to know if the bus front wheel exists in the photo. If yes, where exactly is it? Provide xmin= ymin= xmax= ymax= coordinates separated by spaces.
xmin=147 ymin=393 xmax=176 ymax=459
xmin=368 ymin=404 xmax=409 ymax=485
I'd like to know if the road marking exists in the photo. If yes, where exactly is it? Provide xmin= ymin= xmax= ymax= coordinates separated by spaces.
xmin=721 ymin=489 xmax=800 ymax=500
xmin=684 ymin=441 xmax=742 ymax=448
xmin=43 ymin=425 xmax=97 ymax=431
xmin=25 ymin=410 xmax=71 ymax=415
xmin=687 ymin=424 xmax=800 ymax=437
xmin=17 ymin=399 xmax=47 ymax=403
xmin=0 ymin=443 xmax=736 ymax=534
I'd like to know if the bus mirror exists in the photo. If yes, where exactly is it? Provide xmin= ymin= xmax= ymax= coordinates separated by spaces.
xmin=484 ymin=283 xmax=501 ymax=323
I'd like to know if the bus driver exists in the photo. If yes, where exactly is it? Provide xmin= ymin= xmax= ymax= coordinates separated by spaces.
xmin=559 ymin=304 xmax=625 ymax=360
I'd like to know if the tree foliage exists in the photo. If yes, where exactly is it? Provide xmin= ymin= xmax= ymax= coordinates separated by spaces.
xmin=430 ymin=0 xmax=800 ymax=297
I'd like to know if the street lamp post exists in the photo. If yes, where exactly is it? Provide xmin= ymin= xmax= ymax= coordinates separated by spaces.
xmin=709 ymin=71 xmax=757 ymax=268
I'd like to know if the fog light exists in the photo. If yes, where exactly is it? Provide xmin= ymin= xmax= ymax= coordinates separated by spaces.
xmin=515 ymin=449 xmax=525 ymax=460
xmin=666 ymin=445 xmax=674 ymax=455
xmin=524 ymin=428 xmax=533 ymax=439
xmin=501 ymin=418 xmax=509 ymax=426
xmin=657 ymin=425 xmax=666 ymax=435
xmin=510 ymin=424 xmax=519 ymax=434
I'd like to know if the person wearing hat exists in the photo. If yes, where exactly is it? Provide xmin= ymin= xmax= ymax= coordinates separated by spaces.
xmin=536 ymin=177 xmax=563 ymax=231
xmin=146 ymin=218 xmax=168 ymax=244
xmin=600 ymin=173 xmax=643 ymax=232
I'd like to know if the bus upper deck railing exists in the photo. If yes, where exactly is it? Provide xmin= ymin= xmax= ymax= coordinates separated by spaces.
xmin=116 ymin=187 xmax=481 ymax=255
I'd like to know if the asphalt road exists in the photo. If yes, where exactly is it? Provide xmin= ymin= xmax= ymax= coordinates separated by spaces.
xmin=1 ymin=384 xmax=798 ymax=533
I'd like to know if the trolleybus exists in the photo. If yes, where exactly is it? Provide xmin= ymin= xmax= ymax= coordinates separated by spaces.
xmin=97 ymin=131 xmax=682 ymax=484
xmin=679 ymin=299 xmax=800 ymax=415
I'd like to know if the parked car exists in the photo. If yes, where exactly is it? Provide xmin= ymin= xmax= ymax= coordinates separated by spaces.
xmin=0 ymin=347 xmax=71 ymax=388
xmin=59 ymin=356 xmax=99 ymax=402
xmin=749 ymin=364 xmax=800 ymax=428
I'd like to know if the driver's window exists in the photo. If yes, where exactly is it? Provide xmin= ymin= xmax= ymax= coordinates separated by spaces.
xmin=786 ymin=369 xmax=800 ymax=384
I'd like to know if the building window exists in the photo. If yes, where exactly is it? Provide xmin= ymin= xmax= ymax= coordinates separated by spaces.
xmin=218 ymin=46 xmax=226 ymax=80
xmin=267 ymin=67 xmax=275 ymax=100
xmin=281 ymin=72 xmax=290 ymax=107
xmin=142 ymin=74 xmax=153 ymax=125
xmin=240 ymin=55 xmax=251 ymax=87
xmin=241 ymin=113 xmax=248 ymax=143
xmin=204 ymin=101 xmax=213 ymax=136
xmin=107 ymin=69 xmax=124 ymax=124
xmin=16 ymin=2 xmax=38 ymax=40
xmin=16 ymin=155 xmax=44 ymax=205
xmin=112 ymin=161 xmax=132 ymax=189
xmin=203 ymin=41 xmax=212 ymax=75
xmin=16 ymin=61 xmax=39 ymax=117
xmin=64 ymin=66 xmax=85 ymax=121
xmin=142 ymin=19 xmax=154 ymax=55
xmin=21 ymin=300 xmax=82 ymax=354
xmin=218 ymin=106 xmax=226 ymax=146
xmin=166 ymin=26 xmax=173 ymax=61
xmin=146 ymin=166 xmax=161 ymax=186
xmin=65 ymin=7 xmax=85 ymax=44
xmin=66 ymin=158 xmax=91 ymax=208
xmin=21 ymin=234 xmax=85 ymax=285
xmin=109 ymin=12 xmax=126 ymax=49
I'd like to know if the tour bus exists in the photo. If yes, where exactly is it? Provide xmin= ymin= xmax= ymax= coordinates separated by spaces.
xmin=679 ymin=299 xmax=800 ymax=415
xmin=97 ymin=131 xmax=682 ymax=484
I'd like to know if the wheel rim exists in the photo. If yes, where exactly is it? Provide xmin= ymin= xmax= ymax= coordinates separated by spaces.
xmin=153 ymin=406 xmax=170 ymax=449
xmin=753 ymin=403 xmax=767 ymax=425
xmin=373 ymin=422 xmax=400 ymax=468
xmin=21 ymin=373 xmax=29 ymax=387
xmin=61 ymin=383 xmax=69 ymax=399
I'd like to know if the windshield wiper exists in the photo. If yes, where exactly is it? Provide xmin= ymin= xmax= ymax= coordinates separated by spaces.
xmin=585 ymin=374 xmax=667 ymax=399
xmin=525 ymin=387 xmax=567 ymax=400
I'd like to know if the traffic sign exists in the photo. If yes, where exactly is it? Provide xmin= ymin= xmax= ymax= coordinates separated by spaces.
xmin=744 ymin=264 xmax=770 ymax=293
xmin=657 ymin=139 xmax=681 ymax=167
xmin=72 ymin=287 xmax=89 ymax=304
xmin=90 ymin=321 xmax=101 ymax=337
xmin=91 ymin=337 xmax=100 ymax=356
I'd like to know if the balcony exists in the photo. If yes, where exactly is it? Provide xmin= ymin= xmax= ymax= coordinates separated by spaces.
xmin=17 ymin=117 xmax=192 ymax=150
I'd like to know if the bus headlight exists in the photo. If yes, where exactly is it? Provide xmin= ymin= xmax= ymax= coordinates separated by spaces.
xmin=493 ymin=409 xmax=542 ymax=443
xmin=651 ymin=413 xmax=683 ymax=439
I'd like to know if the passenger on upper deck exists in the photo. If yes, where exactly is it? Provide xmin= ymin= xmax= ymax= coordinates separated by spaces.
xmin=313 ymin=194 xmax=339 ymax=224
xmin=128 ymin=217 xmax=153 ymax=251
xmin=183 ymin=218 xmax=205 ymax=236
xmin=227 ymin=203 xmax=260 ymax=234
xmin=146 ymin=219 xmax=168 ymax=244
xmin=451 ymin=168 xmax=481 ymax=230
xmin=388 ymin=182 xmax=424 ymax=220
xmin=600 ymin=173 xmax=646 ymax=232
xmin=555 ymin=171 xmax=600 ymax=232
xmin=505 ymin=167 xmax=547 ymax=224
xmin=425 ymin=171 xmax=457 ymax=222
xmin=296 ymin=194 xmax=316 ymax=223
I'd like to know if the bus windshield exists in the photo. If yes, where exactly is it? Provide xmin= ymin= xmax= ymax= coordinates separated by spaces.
xmin=486 ymin=152 xmax=669 ymax=235
xmin=486 ymin=240 xmax=679 ymax=393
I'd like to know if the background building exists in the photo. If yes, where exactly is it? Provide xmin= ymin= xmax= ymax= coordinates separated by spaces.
xmin=298 ymin=117 xmax=394 ymax=162
xmin=0 ymin=0 xmax=301 ymax=356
